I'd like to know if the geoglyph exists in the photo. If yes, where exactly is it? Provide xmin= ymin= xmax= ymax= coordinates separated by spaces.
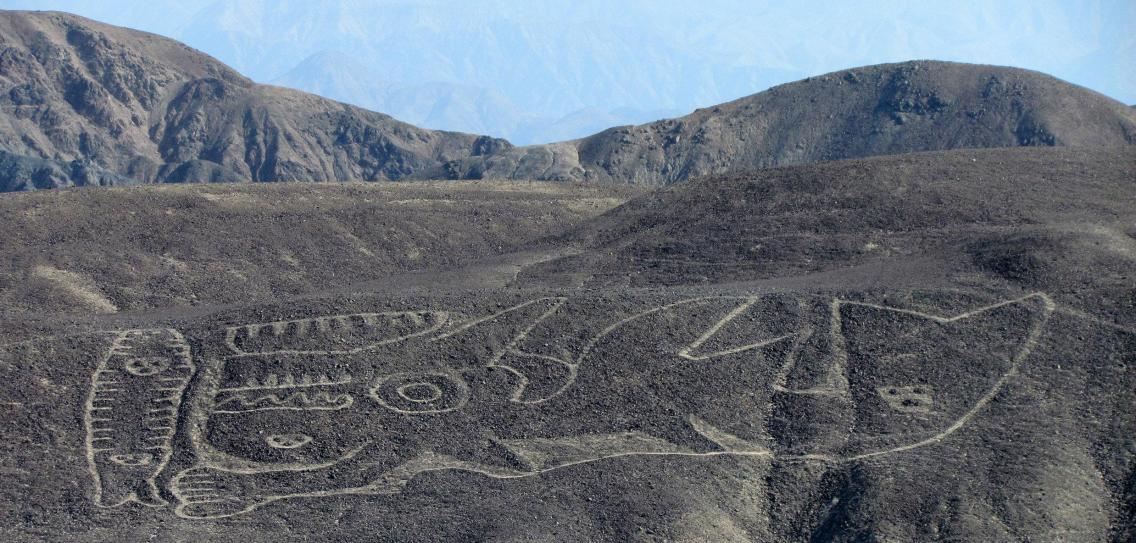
xmin=80 ymin=293 xmax=1054 ymax=518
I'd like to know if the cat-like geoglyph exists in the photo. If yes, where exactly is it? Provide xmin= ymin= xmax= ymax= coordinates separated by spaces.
xmin=81 ymin=293 xmax=1054 ymax=519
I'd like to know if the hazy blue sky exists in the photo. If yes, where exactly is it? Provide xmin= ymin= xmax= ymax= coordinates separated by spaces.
xmin=2 ymin=1 xmax=1132 ymax=142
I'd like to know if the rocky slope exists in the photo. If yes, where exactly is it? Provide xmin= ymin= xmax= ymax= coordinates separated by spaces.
xmin=2 ymin=11 xmax=1133 ymax=191
xmin=520 ymin=145 xmax=1136 ymax=318
xmin=0 ymin=10 xmax=508 ymax=191
xmin=0 ymin=180 xmax=639 ymax=314
xmin=440 ymin=61 xmax=1136 ymax=184
xmin=0 ymin=146 xmax=1132 ymax=541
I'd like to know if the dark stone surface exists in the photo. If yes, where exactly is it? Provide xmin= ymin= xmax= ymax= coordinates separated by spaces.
xmin=1 ymin=145 xmax=1132 ymax=541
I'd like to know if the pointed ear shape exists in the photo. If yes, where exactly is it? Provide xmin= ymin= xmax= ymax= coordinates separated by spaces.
xmin=580 ymin=296 xmax=801 ymax=372
xmin=428 ymin=298 xmax=566 ymax=368
xmin=838 ymin=293 xmax=1053 ymax=455
xmin=837 ymin=294 xmax=1051 ymax=359
xmin=493 ymin=350 xmax=577 ymax=404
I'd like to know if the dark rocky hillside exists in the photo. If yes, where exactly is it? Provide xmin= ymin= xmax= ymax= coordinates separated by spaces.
xmin=1 ymin=10 xmax=1134 ymax=543
xmin=520 ymin=145 xmax=1135 ymax=320
xmin=0 ymin=10 xmax=509 ymax=191
xmin=0 ymin=146 xmax=1132 ymax=541
xmin=440 ymin=61 xmax=1136 ymax=184
xmin=0 ymin=180 xmax=638 ymax=314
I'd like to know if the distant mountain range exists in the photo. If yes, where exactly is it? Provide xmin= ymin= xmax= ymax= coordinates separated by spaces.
xmin=0 ymin=10 xmax=1133 ymax=191
xmin=0 ymin=11 xmax=507 ymax=191
xmin=4 ymin=0 xmax=1131 ymax=144
xmin=439 ymin=61 xmax=1136 ymax=184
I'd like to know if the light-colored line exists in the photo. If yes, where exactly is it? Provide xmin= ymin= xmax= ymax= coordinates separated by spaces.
xmin=85 ymin=327 xmax=191 ymax=509
xmin=677 ymin=297 xmax=759 ymax=358
xmin=217 ymin=379 xmax=352 ymax=393
xmin=224 ymin=311 xmax=451 ymax=356
xmin=842 ymin=293 xmax=1054 ymax=462
xmin=576 ymin=296 xmax=762 ymax=369
xmin=474 ymin=298 xmax=570 ymax=404
xmin=172 ymin=293 xmax=1060 ymax=520
xmin=433 ymin=298 xmax=565 ymax=342
xmin=771 ymin=385 xmax=842 ymax=395
xmin=212 ymin=403 xmax=353 ymax=414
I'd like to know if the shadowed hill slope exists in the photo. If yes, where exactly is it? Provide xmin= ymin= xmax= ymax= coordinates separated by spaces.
xmin=0 ymin=10 xmax=509 ymax=191
xmin=441 ymin=61 xmax=1136 ymax=184
xmin=0 ymin=147 xmax=1132 ymax=541
xmin=519 ymin=145 xmax=1135 ymax=318
xmin=0 ymin=181 xmax=639 ymax=314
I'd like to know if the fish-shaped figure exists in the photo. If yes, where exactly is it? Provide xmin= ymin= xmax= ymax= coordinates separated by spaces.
xmin=85 ymin=329 xmax=194 ymax=508
xmin=169 ymin=293 xmax=1052 ymax=519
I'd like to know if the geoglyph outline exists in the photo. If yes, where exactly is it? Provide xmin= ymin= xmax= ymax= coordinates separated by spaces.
xmin=74 ymin=293 xmax=1055 ymax=519
xmin=84 ymin=328 xmax=194 ymax=508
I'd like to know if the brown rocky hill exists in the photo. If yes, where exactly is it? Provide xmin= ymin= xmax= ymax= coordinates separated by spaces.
xmin=439 ymin=61 xmax=1136 ymax=184
xmin=1 ymin=146 xmax=1133 ymax=541
xmin=0 ymin=180 xmax=638 ymax=314
xmin=3 ymin=11 xmax=1133 ymax=192
xmin=519 ymin=146 xmax=1136 ymax=321
xmin=0 ymin=10 xmax=508 ymax=191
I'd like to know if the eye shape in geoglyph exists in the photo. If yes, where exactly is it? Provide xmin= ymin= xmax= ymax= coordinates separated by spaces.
xmin=159 ymin=294 xmax=1053 ymax=521
xmin=876 ymin=385 xmax=934 ymax=413
xmin=124 ymin=356 xmax=171 ymax=376
xmin=265 ymin=434 xmax=314 ymax=449
xmin=369 ymin=371 xmax=470 ymax=414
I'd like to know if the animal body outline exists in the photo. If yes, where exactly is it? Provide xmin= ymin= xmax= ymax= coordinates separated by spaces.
xmin=84 ymin=328 xmax=195 ymax=508
xmin=80 ymin=293 xmax=1055 ymax=519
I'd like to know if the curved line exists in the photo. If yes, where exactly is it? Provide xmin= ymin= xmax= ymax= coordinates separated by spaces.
xmin=842 ymin=293 xmax=1054 ymax=461
xmin=574 ymin=295 xmax=759 ymax=367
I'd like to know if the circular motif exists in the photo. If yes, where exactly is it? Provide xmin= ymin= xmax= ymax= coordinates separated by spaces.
xmin=123 ymin=357 xmax=170 ymax=376
xmin=396 ymin=382 xmax=443 ymax=403
xmin=370 ymin=371 xmax=469 ymax=414
xmin=265 ymin=433 xmax=313 ymax=449
xmin=110 ymin=453 xmax=154 ymax=466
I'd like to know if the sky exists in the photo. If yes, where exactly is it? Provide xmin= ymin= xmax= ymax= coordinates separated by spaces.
xmin=1 ymin=1 xmax=1132 ymax=143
